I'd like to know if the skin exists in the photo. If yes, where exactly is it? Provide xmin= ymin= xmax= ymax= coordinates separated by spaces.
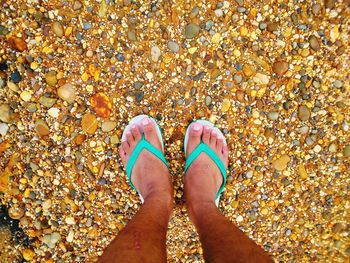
xmin=99 ymin=118 xmax=273 ymax=263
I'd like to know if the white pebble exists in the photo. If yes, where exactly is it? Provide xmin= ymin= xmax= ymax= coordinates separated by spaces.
xmin=0 ymin=123 xmax=9 ymax=136
xmin=48 ymin=107 xmax=60 ymax=118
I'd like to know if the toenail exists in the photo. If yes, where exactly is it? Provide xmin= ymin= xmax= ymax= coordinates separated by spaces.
xmin=142 ymin=118 xmax=150 ymax=126
xmin=192 ymin=123 xmax=201 ymax=131
xmin=131 ymin=124 xmax=137 ymax=129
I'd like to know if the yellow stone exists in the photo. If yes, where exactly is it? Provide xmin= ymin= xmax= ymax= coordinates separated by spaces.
xmin=297 ymin=164 xmax=308 ymax=180
xmin=233 ymin=49 xmax=241 ymax=57
xmin=188 ymin=47 xmax=197 ymax=54
xmin=65 ymin=26 xmax=73 ymax=37
xmin=30 ymin=61 xmax=38 ymax=70
xmin=20 ymin=91 xmax=31 ymax=102
xmin=211 ymin=33 xmax=221 ymax=44
xmin=22 ymin=249 xmax=35 ymax=260
xmin=272 ymin=154 xmax=291 ymax=171
xmin=261 ymin=207 xmax=268 ymax=215
xmin=81 ymin=72 xmax=90 ymax=82
xmin=221 ymin=99 xmax=231 ymax=112
xmin=240 ymin=26 xmax=248 ymax=37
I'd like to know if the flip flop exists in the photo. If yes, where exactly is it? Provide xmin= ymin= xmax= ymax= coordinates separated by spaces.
xmin=184 ymin=120 xmax=227 ymax=207
xmin=121 ymin=115 xmax=168 ymax=203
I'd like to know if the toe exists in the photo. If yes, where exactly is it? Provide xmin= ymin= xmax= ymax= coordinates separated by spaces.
xmin=121 ymin=141 xmax=131 ymax=155
xmin=216 ymin=138 xmax=224 ymax=153
xmin=119 ymin=146 xmax=127 ymax=163
xmin=186 ymin=123 xmax=203 ymax=156
xmin=126 ymin=131 xmax=135 ymax=147
xmin=131 ymin=124 xmax=142 ymax=142
xmin=202 ymin=126 xmax=211 ymax=145
xmin=142 ymin=117 xmax=162 ymax=151
xmin=209 ymin=130 xmax=218 ymax=148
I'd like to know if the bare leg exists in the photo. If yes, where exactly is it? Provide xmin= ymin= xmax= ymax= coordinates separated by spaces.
xmin=99 ymin=117 xmax=173 ymax=263
xmin=185 ymin=123 xmax=273 ymax=263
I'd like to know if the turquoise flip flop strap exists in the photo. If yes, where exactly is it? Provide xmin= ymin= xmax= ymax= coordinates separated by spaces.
xmin=184 ymin=142 xmax=227 ymax=201
xmin=126 ymin=134 xmax=168 ymax=193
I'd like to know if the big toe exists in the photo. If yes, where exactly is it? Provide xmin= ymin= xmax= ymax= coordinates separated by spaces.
xmin=186 ymin=123 xmax=203 ymax=156
xmin=142 ymin=117 xmax=162 ymax=151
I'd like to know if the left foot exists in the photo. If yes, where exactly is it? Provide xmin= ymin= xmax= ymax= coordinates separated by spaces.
xmin=119 ymin=117 xmax=173 ymax=204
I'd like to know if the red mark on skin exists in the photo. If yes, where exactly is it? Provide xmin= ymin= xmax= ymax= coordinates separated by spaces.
xmin=127 ymin=230 xmax=142 ymax=250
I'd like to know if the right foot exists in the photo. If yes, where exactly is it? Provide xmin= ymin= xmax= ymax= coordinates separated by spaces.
xmin=119 ymin=117 xmax=173 ymax=204
xmin=184 ymin=123 xmax=229 ymax=213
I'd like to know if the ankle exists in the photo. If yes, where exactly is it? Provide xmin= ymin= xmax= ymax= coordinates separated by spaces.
xmin=186 ymin=199 xmax=217 ymax=226
xmin=144 ymin=190 xmax=174 ymax=213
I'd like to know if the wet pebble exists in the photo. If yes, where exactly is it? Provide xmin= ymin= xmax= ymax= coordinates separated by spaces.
xmin=45 ymin=71 xmax=57 ymax=86
xmin=52 ymin=21 xmax=64 ymax=37
xmin=185 ymin=23 xmax=200 ymax=39
xmin=58 ymin=83 xmax=76 ymax=103
xmin=168 ymin=41 xmax=180 ymax=53
xmin=35 ymin=119 xmax=50 ymax=136
xmin=0 ymin=104 xmax=11 ymax=123
xmin=0 ymin=123 xmax=9 ymax=136
xmin=10 ymin=71 xmax=22 ymax=83
xmin=272 ymin=61 xmax=289 ymax=76
xmin=309 ymin=35 xmax=320 ymax=51
xmin=101 ymin=121 xmax=117 ymax=132
xmin=298 ymin=105 xmax=311 ymax=121
xmin=39 ymin=96 xmax=57 ymax=108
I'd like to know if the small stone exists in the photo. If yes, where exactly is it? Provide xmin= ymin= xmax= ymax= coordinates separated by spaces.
xmin=0 ymin=123 xmax=9 ymax=136
xmin=253 ymin=73 xmax=270 ymax=85
xmin=10 ymin=71 xmax=22 ymax=83
xmin=313 ymin=145 xmax=322 ymax=153
xmin=91 ymin=92 xmax=113 ymax=118
xmin=259 ymin=22 xmax=267 ymax=30
xmin=168 ymin=41 xmax=180 ymax=53
xmin=221 ymin=99 xmax=230 ymax=112
xmin=127 ymin=31 xmax=137 ymax=41
xmin=343 ymin=145 xmax=350 ymax=157
xmin=39 ymin=96 xmax=57 ymax=108
xmin=205 ymin=20 xmax=214 ymax=31
xmin=205 ymin=96 xmax=212 ymax=106
xmin=57 ymin=83 xmax=76 ymax=103
xmin=20 ymin=91 xmax=31 ymax=102
xmin=272 ymin=61 xmax=289 ymax=76
xmin=66 ymin=231 xmax=74 ymax=242
xmin=35 ymin=119 xmax=50 ymax=136
xmin=309 ymin=35 xmax=320 ymax=51
xmin=102 ymin=121 xmax=117 ymax=132
xmin=110 ymin=134 xmax=119 ymax=144
xmin=22 ymin=249 xmax=35 ymax=261
xmin=116 ymin=53 xmax=125 ymax=61
xmin=272 ymin=154 xmax=291 ymax=171
xmin=267 ymin=112 xmax=279 ymax=121
xmin=7 ymin=81 xmax=19 ymax=92
xmin=45 ymin=71 xmax=57 ymax=86
xmin=135 ymin=91 xmax=144 ymax=102
xmin=0 ymin=104 xmax=11 ymax=123
xmin=328 ymin=143 xmax=338 ymax=153
xmin=48 ymin=107 xmax=60 ymax=118
xmin=242 ymin=64 xmax=255 ymax=77
xmin=26 ymin=103 xmax=37 ymax=112
xmin=214 ymin=9 xmax=223 ymax=17
xmin=51 ymin=232 xmax=61 ymax=244
xmin=8 ymin=36 xmax=27 ymax=52
xmin=298 ymin=105 xmax=311 ymax=121
xmin=297 ymin=164 xmax=308 ymax=180
xmin=8 ymin=206 xmax=25 ymax=219
xmin=73 ymin=1 xmax=82 ymax=10
xmin=324 ymin=0 xmax=336 ymax=9
xmin=82 ymin=113 xmax=98 ymax=135
xmin=233 ymin=74 xmax=243 ymax=84
xmin=236 ymin=215 xmax=244 ymax=222
xmin=151 ymin=46 xmax=161 ymax=62
xmin=52 ymin=21 xmax=64 ymax=37
xmin=83 ymin=22 xmax=92 ymax=30
xmin=267 ymin=22 xmax=279 ymax=33
xmin=185 ymin=23 xmax=200 ymax=39
xmin=65 ymin=216 xmax=75 ymax=225
xmin=312 ymin=4 xmax=321 ymax=15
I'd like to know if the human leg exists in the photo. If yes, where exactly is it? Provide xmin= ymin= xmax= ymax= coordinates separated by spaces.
xmin=184 ymin=123 xmax=272 ymax=263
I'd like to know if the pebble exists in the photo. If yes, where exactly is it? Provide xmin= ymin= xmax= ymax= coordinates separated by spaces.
xmin=58 ymin=83 xmax=76 ymax=103
xmin=236 ymin=215 xmax=244 ymax=222
xmin=39 ymin=96 xmax=57 ymax=108
xmin=272 ymin=61 xmax=289 ymax=76
xmin=35 ymin=119 xmax=50 ymax=136
xmin=233 ymin=74 xmax=243 ymax=84
xmin=83 ymin=22 xmax=92 ymax=30
xmin=8 ymin=206 xmax=25 ymax=219
xmin=22 ymin=249 xmax=35 ymax=261
xmin=8 ymin=36 xmax=27 ymax=52
xmin=343 ymin=145 xmax=350 ymax=157
xmin=65 ymin=216 xmax=75 ymax=225
xmin=48 ymin=107 xmax=60 ymax=118
xmin=7 ymin=81 xmax=19 ymax=93
xmin=110 ymin=134 xmax=119 ymax=144
xmin=127 ymin=31 xmax=137 ymax=41
xmin=272 ymin=155 xmax=291 ymax=171
xmin=91 ymin=92 xmax=112 ymax=118
xmin=205 ymin=20 xmax=214 ymax=31
xmin=52 ymin=21 xmax=64 ymax=37
xmin=309 ymin=35 xmax=320 ymax=51
xmin=267 ymin=111 xmax=279 ymax=121
xmin=45 ymin=71 xmax=57 ymax=86
xmin=43 ymin=232 xmax=61 ymax=248
xmin=168 ymin=41 xmax=180 ymax=53
xmin=151 ymin=46 xmax=161 ymax=62
xmin=221 ymin=99 xmax=230 ymax=112
xmin=10 ymin=71 xmax=22 ymax=83
xmin=66 ymin=231 xmax=74 ymax=242
xmin=82 ymin=113 xmax=98 ymax=135
xmin=253 ymin=73 xmax=270 ymax=85
xmin=185 ymin=23 xmax=200 ymax=39
xmin=0 ymin=104 xmax=11 ymax=123
xmin=20 ymin=91 xmax=31 ymax=101
xmin=324 ymin=0 xmax=336 ymax=9
xmin=102 ymin=121 xmax=117 ymax=132
xmin=298 ymin=105 xmax=311 ymax=121
xmin=267 ymin=22 xmax=279 ymax=33
xmin=0 ymin=123 xmax=9 ymax=136
xmin=73 ymin=1 xmax=82 ymax=10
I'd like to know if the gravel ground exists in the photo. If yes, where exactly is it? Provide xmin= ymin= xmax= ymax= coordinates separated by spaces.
xmin=0 ymin=0 xmax=349 ymax=262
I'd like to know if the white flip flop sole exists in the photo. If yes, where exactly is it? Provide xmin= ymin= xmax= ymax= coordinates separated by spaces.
xmin=121 ymin=114 xmax=165 ymax=203
xmin=184 ymin=119 xmax=227 ymax=207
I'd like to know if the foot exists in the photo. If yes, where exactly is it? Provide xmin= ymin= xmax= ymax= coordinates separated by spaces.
xmin=119 ymin=117 xmax=173 ymax=205
xmin=184 ymin=123 xmax=229 ymax=216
